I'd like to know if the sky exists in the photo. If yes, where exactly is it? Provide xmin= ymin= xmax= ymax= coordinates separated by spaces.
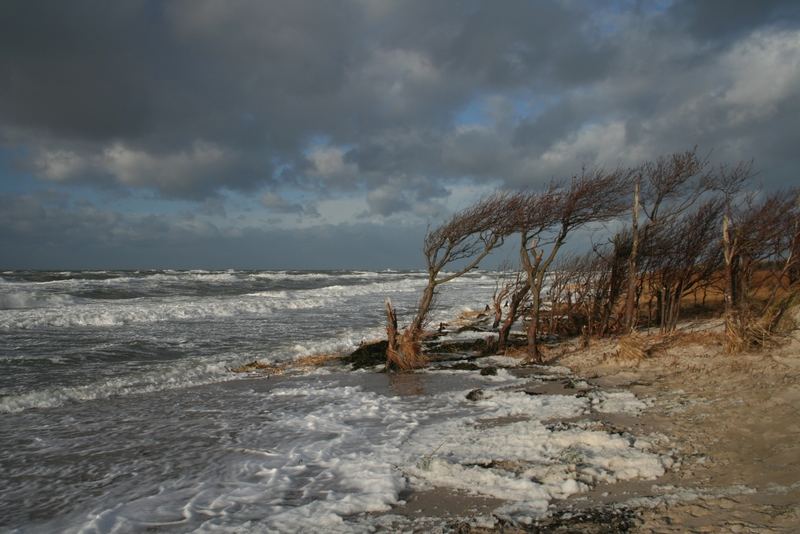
xmin=1 ymin=0 xmax=799 ymax=269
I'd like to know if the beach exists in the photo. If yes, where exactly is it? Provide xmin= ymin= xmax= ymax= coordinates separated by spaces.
xmin=2 ymin=270 xmax=799 ymax=532
xmin=382 ymin=317 xmax=800 ymax=533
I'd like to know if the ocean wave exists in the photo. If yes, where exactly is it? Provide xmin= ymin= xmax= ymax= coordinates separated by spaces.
xmin=0 ymin=278 xmax=425 ymax=329
xmin=0 ymin=296 xmax=305 ymax=329
xmin=0 ymin=291 xmax=82 ymax=310
xmin=0 ymin=360 xmax=235 ymax=413
xmin=245 ymin=278 xmax=423 ymax=299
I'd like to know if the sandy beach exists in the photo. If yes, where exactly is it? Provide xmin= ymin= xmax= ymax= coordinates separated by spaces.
xmin=557 ymin=323 xmax=800 ymax=533
xmin=360 ymin=312 xmax=800 ymax=532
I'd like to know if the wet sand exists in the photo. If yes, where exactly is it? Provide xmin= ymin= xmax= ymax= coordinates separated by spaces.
xmin=228 ymin=314 xmax=800 ymax=532
xmin=366 ymin=315 xmax=800 ymax=532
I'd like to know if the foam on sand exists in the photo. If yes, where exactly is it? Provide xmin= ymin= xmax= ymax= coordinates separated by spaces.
xmin=403 ymin=389 xmax=666 ymax=516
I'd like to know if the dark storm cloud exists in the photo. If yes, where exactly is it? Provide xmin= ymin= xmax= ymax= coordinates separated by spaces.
xmin=1 ymin=0 xmax=800 ymax=270
xmin=666 ymin=0 xmax=800 ymax=42
xmin=0 ymin=0 xmax=615 ymax=199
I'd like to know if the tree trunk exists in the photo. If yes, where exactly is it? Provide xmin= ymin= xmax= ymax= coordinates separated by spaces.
xmin=409 ymin=279 xmax=437 ymax=337
xmin=657 ymin=283 xmax=666 ymax=332
xmin=526 ymin=275 xmax=545 ymax=362
xmin=722 ymin=212 xmax=739 ymax=352
xmin=497 ymin=281 xmax=530 ymax=351
xmin=623 ymin=177 xmax=641 ymax=332
xmin=385 ymin=298 xmax=399 ymax=369
xmin=492 ymin=302 xmax=503 ymax=330
xmin=666 ymin=283 xmax=683 ymax=332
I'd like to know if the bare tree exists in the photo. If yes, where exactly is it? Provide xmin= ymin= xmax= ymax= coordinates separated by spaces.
xmin=546 ymin=254 xmax=579 ymax=336
xmin=386 ymin=193 xmax=515 ymax=370
xmin=490 ymin=261 xmax=523 ymax=330
xmin=622 ymin=148 xmax=711 ymax=332
xmin=719 ymin=179 xmax=800 ymax=351
xmin=715 ymin=162 xmax=754 ymax=351
xmin=541 ymin=252 xmax=608 ymax=339
xmin=644 ymin=198 xmax=724 ymax=332
xmin=493 ymin=188 xmax=560 ymax=353
xmin=592 ymin=229 xmax=632 ymax=336
xmin=496 ymin=277 xmax=531 ymax=352
xmin=519 ymin=168 xmax=632 ymax=362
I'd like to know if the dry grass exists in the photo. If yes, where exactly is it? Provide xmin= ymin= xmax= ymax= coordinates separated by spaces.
xmin=230 ymin=352 xmax=341 ymax=375
xmin=725 ymin=318 xmax=782 ymax=353
xmin=387 ymin=329 xmax=428 ymax=371
xmin=502 ymin=346 xmax=531 ymax=359
xmin=671 ymin=329 xmax=725 ymax=347
xmin=293 ymin=353 xmax=341 ymax=368
xmin=613 ymin=329 xmax=722 ymax=362
xmin=615 ymin=332 xmax=649 ymax=362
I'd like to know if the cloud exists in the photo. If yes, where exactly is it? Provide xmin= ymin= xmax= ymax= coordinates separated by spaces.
xmin=0 ymin=0 xmax=618 ymax=202
xmin=719 ymin=29 xmax=800 ymax=120
xmin=260 ymin=192 xmax=319 ymax=217
xmin=30 ymin=141 xmax=245 ymax=197
xmin=1 ymin=1 xmax=799 ymax=268
xmin=665 ymin=0 xmax=800 ymax=42
xmin=0 ymin=191 xmax=422 ymax=269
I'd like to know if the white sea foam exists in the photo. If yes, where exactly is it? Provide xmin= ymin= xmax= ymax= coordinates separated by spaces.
xmin=5 ymin=369 xmax=668 ymax=532
xmin=590 ymin=390 xmax=653 ymax=414
xmin=288 ymin=326 xmax=385 ymax=360
xmin=0 ymin=359 xmax=236 ymax=413
xmin=0 ymin=290 xmax=82 ymax=309
xmin=401 ymin=389 xmax=667 ymax=524
xmin=0 ymin=278 xmax=426 ymax=329
xmin=59 ymin=384 xmax=415 ymax=533
xmin=246 ymin=278 xmax=423 ymax=300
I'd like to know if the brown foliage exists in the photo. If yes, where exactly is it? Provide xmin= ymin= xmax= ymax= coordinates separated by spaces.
xmin=718 ymin=180 xmax=800 ymax=352
xmin=390 ymin=193 xmax=517 ymax=370
xmin=517 ymin=167 xmax=633 ymax=361
xmin=386 ymin=329 xmax=427 ymax=371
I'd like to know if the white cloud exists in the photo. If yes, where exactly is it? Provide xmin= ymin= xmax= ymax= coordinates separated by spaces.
xmin=33 ymin=141 xmax=238 ymax=194
xmin=537 ymin=121 xmax=633 ymax=174
xmin=104 ymin=141 xmax=231 ymax=188
xmin=34 ymin=149 xmax=87 ymax=181
xmin=721 ymin=29 xmax=800 ymax=122
xmin=306 ymin=145 xmax=359 ymax=181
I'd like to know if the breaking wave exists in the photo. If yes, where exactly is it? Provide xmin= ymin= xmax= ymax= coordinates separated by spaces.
xmin=0 ymin=278 xmax=425 ymax=329
xmin=0 ymin=291 xmax=84 ymax=309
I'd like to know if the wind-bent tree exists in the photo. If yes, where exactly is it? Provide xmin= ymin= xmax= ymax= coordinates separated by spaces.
xmin=553 ymin=251 xmax=601 ymax=341
xmin=519 ymin=168 xmax=632 ymax=362
xmin=645 ymin=198 xmax=723 ymax=333
xmin=386 ymin=193 xmax=515 ymax=370
xmin=592 ymin=229 xmax=632 ymax=336
xmin=622 ymin=148 xmax=710 ymax=332
xmin=496 ymin=277 xmax=531 ymax=352
xmin=717 ymin=167 xmax=800 ymax=351
xmin=490 ymin=261 xmax=524 ymax=330
xmin=494 ymin=188 xmax=560 ymax=352
xmin=715 ymin=162 xmax=753 ymax=351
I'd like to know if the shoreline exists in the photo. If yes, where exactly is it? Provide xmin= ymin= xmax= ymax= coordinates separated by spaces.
xmin=350 ymin=315 xmax=800 ymax=532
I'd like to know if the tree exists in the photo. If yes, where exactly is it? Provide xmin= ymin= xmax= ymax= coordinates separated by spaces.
xmin=386 ymin=193 xmax=515 ymax=370
xmin=490 ymin=261 xmax=523 ymax=330
xmin=592 ymin=229 xmax=632 ymax=336
xmin=645 ymin=198 xmax=723 ymax=332
xmin=518 ymin=168 xmax=632 ymax=362
xmin=622 ymin=148 xmax=711 ymax=332
xmin=718 ymin=175 xmax=800 ymax=351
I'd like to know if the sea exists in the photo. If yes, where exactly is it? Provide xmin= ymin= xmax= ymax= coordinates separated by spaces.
xmin=0 ymin=269 xmax=666 ymax=532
